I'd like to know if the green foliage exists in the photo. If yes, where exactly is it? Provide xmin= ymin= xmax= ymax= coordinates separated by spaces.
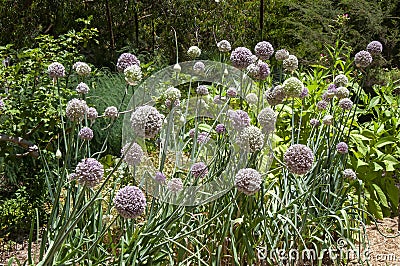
xmin=1 ymin=1 xmax=400 ymax=67
xmin=0 ymin=187 xmax=35 ymax=238
xmin=0 ymin=27 xmax=98 ymax=239
xmin=349 ymin=83 xmax=400 ymax=218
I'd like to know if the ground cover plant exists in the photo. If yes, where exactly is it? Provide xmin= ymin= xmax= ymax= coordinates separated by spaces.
xmin=1 ymin=11 xmax=400 ymax=266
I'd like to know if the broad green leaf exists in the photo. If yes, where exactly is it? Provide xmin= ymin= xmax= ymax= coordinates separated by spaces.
xmin=198 ymin=123 xmax=212 ymax=132
xmin=383 ymin=94 xmax=393 ymax=105
xmin=376 ymin=124 xmax=385 ymax=135
xmin=350 ymin=134 xmax=371 ymax=141
xmin=372 ymin=184 xmax=389 ymax=208
xmin=382 ymin=154 xmax=399 ymax=163
xmin=385 ymin=182 xmax=400 ymax=206
xmin=368 ymin=96 xmax=380 ymax=109
xmin=375 ymin=136 xmax=397 ymax=148
xmin=384 ymin=160 xmax=397 ymax=171
xmin=367 ymin=199 xmax=383 ymax=220
xmin=357 ymin=159 xmax=368 ymax=168
xmin=373 ymin=162 xmax=383 ymax=171
xmin=361 ymin=129 xmax=376 ymax=139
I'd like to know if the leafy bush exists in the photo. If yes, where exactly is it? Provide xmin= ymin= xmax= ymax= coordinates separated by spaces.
xmin=0 ymin=26 xmax=98 ymax=239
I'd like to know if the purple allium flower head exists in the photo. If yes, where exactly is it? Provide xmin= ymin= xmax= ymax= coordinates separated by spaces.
xmin=117 ymin=53 xmax=140 ymax=72
xmin=213 ymin=95 xmax=226 ymax=104
xmin=322 ymin=114 xmax=334 ymax=125
xmin=174 ymin=99 xmax=180 ymax=107
xmin=343 ymin=169 xmax=357 ymax=180
xmin=130 ymin=105 xmax=165 ymax=139
xmin=283 ymin=77 xmax=303 ymax=98
xmin=217 ymin=40 xmax=232 ymax=52
xmin=124 ymin=64 xmax=142 ymax=85
xmin=257 ymin=107 xmax=276 ymax=134
xmin=189 ymin=128 xmax=196 ymax=138
xmin=76 ymin=82 xmax=90 ymax=94
xmin=78 ymin=127 xmax=94 ymax=141
xmin=247 ymin=61 xmax=270 ymax=80
xmin=48 ymin=62 xmax=65 ymax=79
xmin=283 ymin=55 xmax=298 ymax=72
xmin=234 ymin=168 xmax=262 ymax=195
xmin=275 ymin=49 xmax=290 ymax=61
xmin=114 ymin=185 xmax=146 ymax=219
xmin=190 ymin=162 xmax=208 ymax=178
xmin=66 ymin=98 xmax=88 ymax=122
xmin=167 ymin=178 xmax=183 ymax=192
xmin=164 ymin=87 xmax=181 ymax=102
xmin=193 ymin=61 xmax=205 ymax=73
xmin=165 ymin=99 xmax=172 ymax=108
xmin=245 ymin=93 xmax=258 ymax=105
xmin=239 ymin=126 xmax=264 ymax=152
xmin=74 ymin=158 xmax=104 ymax=187
xmin=336 ymin=87 xmax=350 ymax=99
xmin=284 ymin=144 xmax=314 ymax=175
xmin=197 ymin=132 xmax=211 ymax=144
xmin=300 ymin=87 xmax=309 ymax=99
xmin=104 ymin=106 xmax=119 ymax=119
xmin=316 ymin=100 xmax=329 ymax=111
xmin=327 ymin=84 xmax=338 ymax=94
xmin=310 ymin=118 xmax=320 ymax=127
xmin=187 ymin=46 xmax=201 ymax=58
xmin=196 ymin=85 xmax=209 ymax=96
xmin=322 ymin=91 xmax=335 ymax=101
xmin=336 ymin=142 xmax=348 ymax=154
xmin=355 ymin=50 xmax=372 ymax=68
xmin=367 ymin=41 xmax=383 ymax=55
xmin=154 ymin=172 xmax=166 ymax=183
xmin=227 ymin=109 xmax=250 ymax=131
xmin=265 ymin=85 xmax=286 ymax=106
xmin=230 ymin=47 xmax=253 ymax=70
xmin=226 ymin=87 xmax=238 ymax=98
xmin=73 ymin=62 xmax=91 ymax=76
xmin=254 ymin=41 xmax=274 ymax=60
xmin=215 ymin=123 xmax=226 ymax=134
xmin=339 ymin=98 xmax=353 ymax=110
xmin=87 ymin=107 xmax=98 ymax=121
xmin=121 ymin=142 xmax=144 ymax=166
xmin=333 ymin=74 xmax=348 ymax=87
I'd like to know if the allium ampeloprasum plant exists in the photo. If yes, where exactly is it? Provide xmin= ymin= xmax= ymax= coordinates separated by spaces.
xmin=27 ymin=41 xmax=381 ymax=266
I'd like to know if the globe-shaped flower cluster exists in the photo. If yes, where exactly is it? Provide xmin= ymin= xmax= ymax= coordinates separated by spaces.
xmin=74 ymin=158 xmax=104 ymax=187
xmin=66 ymin=99 xmax=88 ymax=122
xmin=283 ymin=77 xmax=303 ymax=98
xmin=124 ymin=64 xmax=142 ymax=85
xmin=354 ymin=50 xmax=372 ymax=68
xmin=284 ymin=144 xmax=314 ymax=175
xmin=257 ymin=107 xmax=276 ymax=134
xmin=114 ymin=185 xmax=146 ymax=219
xmin=283 ymin=55 xmax=298 ymax=72
xmin=230 ymin=47 xmax=253 ymax=70
xmin=73 ymin=62 xmax=91 ymax=76
xmin=117 ymin=53 xmax=140 ymax=72
xmin=78 ymin=127 xmax=94 ymax=141
xmin=234 ymin=168 xmax=262 ymax=195
xmin=254 ymin=41 xmax=274 ymax=60
xmin=121 ymin=142 xmax=144 ymax=166
xmin=48 ymin=62 xmax=65 ymax=79
xmin=217 ymin=40 xmax=231 ymax=52
xmin=131 ymin=105 xmax=165 ymax=139
xmin=239 ymin=126 xmax=264 ymax=152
